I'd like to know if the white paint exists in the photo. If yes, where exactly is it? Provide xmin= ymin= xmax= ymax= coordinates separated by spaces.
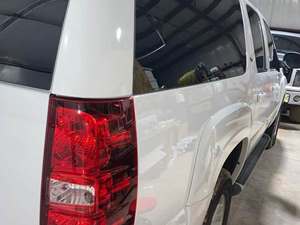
xmin=0 ymin=1 xmax=286 ymax=225
xmin=51 ymin=0 xmax=135 ymax=98
xmin=0 ymin=84 xmax=49 ymax=225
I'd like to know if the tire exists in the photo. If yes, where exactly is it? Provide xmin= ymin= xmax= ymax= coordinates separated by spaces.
xmin=266 ymin=112 xmax=280 ymax=149
xmin=203 ymin=169 xmax=232 ymax=225
xmin=290 ymin=107 xmax=300 ymax=123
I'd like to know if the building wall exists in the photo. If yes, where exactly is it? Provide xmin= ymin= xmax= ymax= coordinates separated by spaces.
xmin=250 ymin=0 xmax=300 ymax=32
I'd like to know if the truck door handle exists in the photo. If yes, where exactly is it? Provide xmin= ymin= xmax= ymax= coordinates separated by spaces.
xmin=256 ymin=91 xmax=264 ymax=102
xmin=272 ymin=86 xmax=276 ymax=91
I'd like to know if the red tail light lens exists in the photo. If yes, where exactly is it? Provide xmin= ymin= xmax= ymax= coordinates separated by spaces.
xmin=41 ymin=95 xmax=137 ymax=225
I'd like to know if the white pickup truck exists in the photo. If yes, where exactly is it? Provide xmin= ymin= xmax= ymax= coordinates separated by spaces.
xmin=0 ymin=1 xmax=286 ymax=225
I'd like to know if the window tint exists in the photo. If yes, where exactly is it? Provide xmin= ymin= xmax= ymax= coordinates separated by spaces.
xmin=264 ymin=21 xmax=279 ymax=70
xmin=134 ymin=0 xmax=247 ymax=95
xmin=0 ymin=0 xmax=69 ymax=90
xmin=247 ymin=6 xmax=266 ymax=73
xmin=273 ymin=33 xmax=300 ymax=54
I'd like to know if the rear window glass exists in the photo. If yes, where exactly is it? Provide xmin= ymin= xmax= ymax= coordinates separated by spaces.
xmin=0 ymin=0 xmax=69 ymax=90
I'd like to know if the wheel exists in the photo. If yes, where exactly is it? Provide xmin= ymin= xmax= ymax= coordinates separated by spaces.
xmin=266 ymin=112 xmax=281 ymax=149
xmin=290 ymin=107 xmax=300 ymax=123
xmin=203 ymin=169 xmax=232 ymax=225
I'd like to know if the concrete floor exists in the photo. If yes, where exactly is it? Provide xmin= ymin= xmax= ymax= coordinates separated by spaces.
xmin=229 ymin=120 xmax=300 ymax=225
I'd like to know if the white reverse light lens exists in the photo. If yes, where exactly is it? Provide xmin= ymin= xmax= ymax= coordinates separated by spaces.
xmin=49 ymin=179 xmax=95 ymax=206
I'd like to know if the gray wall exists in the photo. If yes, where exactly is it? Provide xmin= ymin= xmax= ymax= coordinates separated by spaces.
xmin=250 ymin=0 xmax=300 ymax=31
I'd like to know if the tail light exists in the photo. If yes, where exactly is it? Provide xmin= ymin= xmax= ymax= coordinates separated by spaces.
xmin=41 ymin=95 xmax=138 ymax=225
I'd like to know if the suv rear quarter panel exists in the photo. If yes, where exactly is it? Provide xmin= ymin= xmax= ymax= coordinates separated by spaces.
xmin=0 ymin=84 xmax=49 ymax=225
xmin=133 ymin=0 xmax=255 ymax=224
xmin=51 ymin=0 xmax=135 ymax=99
xmin=133 ymin=73 xmax=252 ymax=225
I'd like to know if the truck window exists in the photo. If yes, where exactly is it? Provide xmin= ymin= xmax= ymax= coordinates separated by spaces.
xmin=264 ymin=21 xmax=279 ymax=70
xmin=272 ymin=32 xmax=300 ymax=54
xmin=0 ymin=0 xmax=69 ymax=90
xmin=247 ymin=6 xmax=267 ymax=73
xmin=134 ymin=0 xmax=247 ymax=95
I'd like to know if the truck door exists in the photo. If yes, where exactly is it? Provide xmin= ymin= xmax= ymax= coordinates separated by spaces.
xmin=263 ymin=21 xmax=283 ymax=115
xmin=247 ymin=6 xmax=274 ymax=145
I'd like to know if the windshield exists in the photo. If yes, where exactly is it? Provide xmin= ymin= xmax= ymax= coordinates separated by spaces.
xmin=272 ymin=32 xmax=300 ymax=55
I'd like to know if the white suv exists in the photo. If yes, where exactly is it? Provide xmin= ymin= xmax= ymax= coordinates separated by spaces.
xmin=0 ymin=1 xmax=286 ymax=225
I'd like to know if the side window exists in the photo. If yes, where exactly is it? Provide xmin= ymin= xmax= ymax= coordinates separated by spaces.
xmin=247 ymin=6 xmax=267 ymax=73
xmin=134 ymin=0 xmax=247 ymax=95
xmin=264 ymin=21 xmax=279 ymax=70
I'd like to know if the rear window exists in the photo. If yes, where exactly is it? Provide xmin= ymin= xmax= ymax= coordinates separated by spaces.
xmin=134 ymin=0 xmax=246 ymax=95
xmin=0 ymin=0 xmax=69 ymax=90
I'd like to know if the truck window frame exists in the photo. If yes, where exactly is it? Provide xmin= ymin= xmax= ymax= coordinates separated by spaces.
xmin=263 ymin=20 xmax=280 ymax=71
xmin=246 ymin=5 xmax=267 ymax=74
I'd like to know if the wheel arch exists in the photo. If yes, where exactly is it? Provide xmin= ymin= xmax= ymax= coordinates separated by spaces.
xmin=186 ymin=103 xmax=251 ymax=206
xmin=222 ymin=138 xmax=249 ymax=182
